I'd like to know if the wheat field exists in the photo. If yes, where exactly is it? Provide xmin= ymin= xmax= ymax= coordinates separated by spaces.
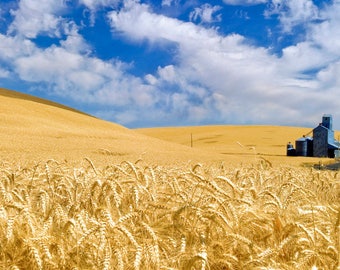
xmin=136 ymin=125 xmax=340 ymax=167
xmin=0 ymin=88 xmax=340 ymax=269
xmin=0 ymin=158 xmax=339 ymax=269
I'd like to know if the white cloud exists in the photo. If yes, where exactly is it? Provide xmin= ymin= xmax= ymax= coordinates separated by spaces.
xmin=189 ymin=4 xmax=222 ymax=23
xmin=15 ymin=47 xmax=85 ymax=83
xmin=144 ymin=74 xmax=157 ymax=85
xmin=79 ymin=0 xmax=120 ymax=26
xmin=79 ymin=0 xmax=120 ymax=10
xmin=10 ymin=35 xmax=160 ymax=117
xmin=222 ymin=0 xmax=267 ymax=5
xmin=265 ymin=0 xmax=319 ymax=32
xmin=278 ymin=1 xmax=340 ymax=78
xmin=0 ymin=34 xmax=37 ymax=84
xmin=107 ymin=0 xmax=340 ymax=127
xmin=316 ymin=61 xmax=340 ymax=90
xmin=8 ymin=0 xmax=70 ymax=38
xmin=14 ymin=45 xmax=115 ymax=96
xmin=157 ymin=65 xmax=177 ymax=82
xmin=2 ymin=0 xmax=340 ymax=128
xmin=308 ymin=3 xmax=340 ymax=57
xmin=59 ymin=32 xmax=92 ymax=54
xmin=0 ymin=34 xmax=37 ymax=61
xmin=280 ymin=41 xmax=334 ymax=76
xmin=3 ymin=1 xmax=156 ymax=116
xmin=109 ymin=2 xmax=221 ymax=48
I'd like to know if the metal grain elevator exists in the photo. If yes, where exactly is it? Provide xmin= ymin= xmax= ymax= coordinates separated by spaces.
xmin=287 ymin=114 xmax=340 ymax=158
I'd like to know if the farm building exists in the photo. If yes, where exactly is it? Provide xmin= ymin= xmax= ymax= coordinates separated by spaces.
xmin=287 ymin=114 xmax=340 ymax=158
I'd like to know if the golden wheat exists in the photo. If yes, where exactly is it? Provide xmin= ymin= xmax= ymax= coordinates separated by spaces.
xmin=0 ymin=159 xmax=339 ymax=269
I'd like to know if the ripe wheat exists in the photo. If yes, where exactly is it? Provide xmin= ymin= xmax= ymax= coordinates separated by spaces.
xmin=0 ymin=159 xmax=339 ymax=269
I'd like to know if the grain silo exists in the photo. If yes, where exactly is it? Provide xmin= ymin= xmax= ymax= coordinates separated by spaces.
xmin=286 ymin=142 xmax=296 ymax=156
xmin=287 ymin=114 xmax=340 ymax=158
xmin=313 ymin=115 xmax=338 ymax=157
xmin=295 ymin=136 xmax=313 ymax=157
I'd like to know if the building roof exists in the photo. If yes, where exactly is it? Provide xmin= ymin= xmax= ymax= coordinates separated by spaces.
xmin=328 ymin=141 xmax=340 ymax=150
xmin=314 ymin=124 xmax=329 ymax=131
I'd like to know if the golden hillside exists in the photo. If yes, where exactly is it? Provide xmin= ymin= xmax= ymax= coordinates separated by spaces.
xmin=136 ymin=125 xmax=340 ymax=166
xmin=0 ymin=88 xmax=339 ymax=269
xmin=0 ymin=87 xmax=336 ymax=167
xmin=0 ymin=88 xmax=212 ymax=165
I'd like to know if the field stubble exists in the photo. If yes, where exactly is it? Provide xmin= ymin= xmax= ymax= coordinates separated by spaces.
xmin=0 ymin=158 xmax=339 ymax=270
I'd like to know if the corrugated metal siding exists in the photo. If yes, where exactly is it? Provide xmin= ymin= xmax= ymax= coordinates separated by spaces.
xmin=296 ymin=137 xmax=307 ymax=156
xmin=313 ymin=125 xmax=329 ymax=157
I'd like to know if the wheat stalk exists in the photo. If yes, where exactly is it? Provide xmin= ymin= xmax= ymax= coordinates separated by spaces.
xmin=0 ymin=159 xmax=339 ymax=269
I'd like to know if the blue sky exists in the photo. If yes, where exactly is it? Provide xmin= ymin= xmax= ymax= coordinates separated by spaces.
xmin=0 ymin=0 xmax=340 ymax=129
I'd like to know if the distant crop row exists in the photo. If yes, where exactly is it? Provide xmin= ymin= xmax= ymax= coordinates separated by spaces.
xmin=0 ymin=158 xmax=339 ymax=269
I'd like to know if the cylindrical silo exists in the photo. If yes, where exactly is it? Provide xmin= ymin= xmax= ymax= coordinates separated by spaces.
xmin=296 ymin=137 xmax=307 ymax=156
xmin=306 ymin=137 xmax=313 ymax=157
xmin=286 ymin=142 xmax=296 ymax=156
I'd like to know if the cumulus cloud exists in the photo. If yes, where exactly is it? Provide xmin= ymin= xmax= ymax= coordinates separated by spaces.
xmin=316 ymin=61 xmax=340 ymax=90
xmin=108 ymin=1 xmax=284 ymax=123
xmin=2 ymin=0 xmax=340 ymax=128
xmin=278 ymin=1 xmax=340 ymax=76
xmin=0 ymin=2 xmax=163 ymax=127
xmin=308 ymin=3 xmax=340 ymax=57
xmin=8 ymin=0 xmax=70 ymax=38
xmin=108 ymin=0 xmax=340 ymax=127
xmin=0 ymin=34 xmax=37 ymax=61
xmin=3 ymin=36 xmax=158 ymax=123
xmin=15 ymin=47 xmax=100 ymax=90
xmin=59 ymin=32 xmax=92 ymax=54
xmin=14 ymin=43 xmax=135 ymax=104
xmin=109 ymin=2 xmax=221 ymax=49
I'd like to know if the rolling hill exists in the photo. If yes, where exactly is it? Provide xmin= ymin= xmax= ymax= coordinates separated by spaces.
xmin=136 ymin=124 xmax=340 ymax=166
xmin=0 ymin=88 xmax=214 ymax=165
xmin=0 ymin=87 xmax=336 ymax=166
xmin=1 ymin=88 xmax=339 ymax=270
